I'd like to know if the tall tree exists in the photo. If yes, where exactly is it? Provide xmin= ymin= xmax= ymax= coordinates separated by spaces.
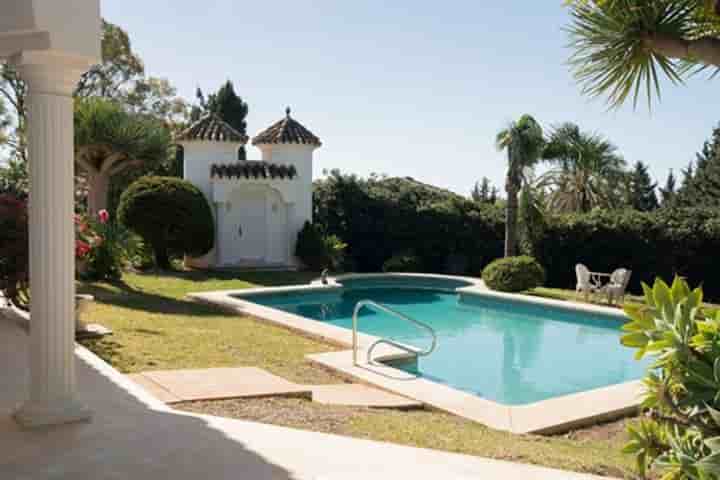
xmin=566 ymin=1 xmax=720 ymax=108
xmin=495 ymin=115 xmax=545 ymax=257
xmin=74 ymin=98 xmax=171 ymax=214
xmin=192 ymin=81 xmax=249 ymax=159
xmin=628 ymin=161 xmax=659 ymax=211
xmin=541 ymin=123 xmax=626 ymax=213
xmin=471 ymin=177 xmax=494 ymax=204
xmin=0 ymin=20 xmax=187 ymax=211
xmin=676 ymin=123 xmax=720 ymax=206
xmin=659 ymin=169 xmax=677 ymax=205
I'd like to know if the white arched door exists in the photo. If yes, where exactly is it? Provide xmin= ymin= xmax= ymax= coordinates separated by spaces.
xmin=220 ymin=187 xmax=268 ymax=265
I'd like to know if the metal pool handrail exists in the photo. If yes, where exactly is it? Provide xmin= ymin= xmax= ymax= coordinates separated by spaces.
xmin=352 ymin=300 xmax=437 ymax=366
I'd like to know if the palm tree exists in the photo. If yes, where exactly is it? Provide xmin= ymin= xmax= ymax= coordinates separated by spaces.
xmin=541 ymin=123 xmax=626 ymax=213
xmin=74 ymin=98 xmax=171 ymax=214
xmin=495 ymin=115 xmax=545 ymax=257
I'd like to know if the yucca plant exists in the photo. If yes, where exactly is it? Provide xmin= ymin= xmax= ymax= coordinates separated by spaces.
xmin=74 ymin=98 xmax=171 ymax=214
xmin=567 ymin=0 xmax=720 ymax=109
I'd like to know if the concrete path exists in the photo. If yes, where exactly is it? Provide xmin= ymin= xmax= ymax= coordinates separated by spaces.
xmin=1 ymin=315 xmax=612 ymax=479
xmin=309 ymin=383 xmax=422 ymax=409
xmin=128 ymin=367 xmax=423 ymax=409
xmin=128 ymin=367 xmax=312 ymax=403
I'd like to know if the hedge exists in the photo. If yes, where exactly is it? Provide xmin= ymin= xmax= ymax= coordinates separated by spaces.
xmin=529 ymin=208 xmax=720 ymax=298
xmin=314 ymin=173 xmax=720 ymax=300
xmin=313 ymin=173 xmax=504 ymax=274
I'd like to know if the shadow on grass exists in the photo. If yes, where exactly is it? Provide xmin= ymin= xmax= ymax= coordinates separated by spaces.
xmin=132 ymin=268 xmax=319 ymax=287
xmin=77 ymin=280 xmax=225 ymax=317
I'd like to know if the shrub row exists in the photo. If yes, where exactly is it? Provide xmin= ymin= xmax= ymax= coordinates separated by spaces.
xmin=314 ymin=173 xmax=720 ymax=299
xmin=313 ymin=172 xmax=504 ymax=274
xmin=529 ymin=208 xmax=720 ymax=298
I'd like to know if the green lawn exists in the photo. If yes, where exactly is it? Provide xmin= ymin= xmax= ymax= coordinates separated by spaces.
xmin=79 ymin=271 xmax=636 ymax=478
xmin=530 ymin=286 xmax=720 ymax=315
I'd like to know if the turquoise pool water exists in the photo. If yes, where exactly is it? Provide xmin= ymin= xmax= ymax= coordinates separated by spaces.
xmin=241 ymin=278 xmax=649 ymax=405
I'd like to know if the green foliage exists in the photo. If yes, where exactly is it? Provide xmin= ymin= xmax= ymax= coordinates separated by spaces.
xmin=471 ymin=177 xmax=498 ymax=204
xmin=676 ymin=122 xmax=720 ymax=208
xmin=530 ymin=207 xmax=720 ymax=299
xmin=117 ymin=176 xmax=214 ymax=270
xmin=620 ymin=277 xmax=720 ymax=478
xmin=313 ymin=171 xmax=504 ymax=274
xmin=80 ymin=212 xmax=124 ymax=281
xmin=0 ymin=158 xmax=28 ymax=199
xmin=566 ymin=0 xmax=720 ymax=109
xmin=496 ymin=114 xmax=545 ymax=257
xmin=628 ymin=161 xmax=659 ymax=212
xmin=74 ymin=97 xmax=172 ymax=212
xmin=660 ymin=169 xmax=678 ymax=206
xmin=295 ymin=221 xmax=346 ymax=271
xmin=482 ymin=256 xmax=546 ymax=292
xmin=383 ymin=251 xmax=423 ymax=273
xmin=541 ymin=122 xmax=626 ymax=213
xmin=0 ymin=195 xmax=29 ymax=309
xmin=192 ymin=80 xmax=249 ymax=159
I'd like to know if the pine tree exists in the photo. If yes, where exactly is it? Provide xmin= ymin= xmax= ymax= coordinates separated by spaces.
xmin=659 ymin=169 xmax=677 ymax=205
xmin=628 ymin=161 xmax=659 ymax=211
xmin=471 ymin=177 xmax=493 ymax=203
xmin=677 ymin=124 xmax=720 ymax=207
xmin=192 ymin=81 xmax=249 ymax=159
xmin=471 ymin=177 xmax=497 ymax=204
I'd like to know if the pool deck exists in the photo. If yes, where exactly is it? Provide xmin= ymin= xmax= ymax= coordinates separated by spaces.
xmin=188 ymin=273 xmax=642 ymax=434
xmin=0 ymin=309 xmax=611 ymax=480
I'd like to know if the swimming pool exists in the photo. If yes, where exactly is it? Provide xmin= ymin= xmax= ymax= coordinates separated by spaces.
xmin=238 ymin=276 xmax=648 ymax=406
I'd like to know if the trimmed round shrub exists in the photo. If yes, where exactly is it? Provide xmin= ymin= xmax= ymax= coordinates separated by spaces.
xmin=383 ymin=251 xmax=422 ymax=273
xmin=482 ymin=256 xmax=545 ymax=292
xmin=117 ymin=176 xmax=214 ymax=270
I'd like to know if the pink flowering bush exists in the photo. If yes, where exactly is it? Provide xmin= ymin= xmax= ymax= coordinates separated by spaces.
xmin=75 ymin=209 xmax=122 ymax=280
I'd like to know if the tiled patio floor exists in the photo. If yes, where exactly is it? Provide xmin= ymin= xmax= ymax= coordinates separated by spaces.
xmin=0 ymin=315 xmax=611 ymax=480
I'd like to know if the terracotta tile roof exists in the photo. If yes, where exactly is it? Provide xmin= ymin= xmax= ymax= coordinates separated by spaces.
xmin=252 ymin=108 xmax=321 ymax=147
xmin=176 ymin=113 xmax=249 ymax=143
xmin=211 ymin=161 xmax=298 ymax=180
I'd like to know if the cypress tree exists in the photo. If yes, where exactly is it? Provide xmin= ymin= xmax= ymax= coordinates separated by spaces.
xmin=628 ymin=161 xmax=659 ymax=211
xmin=677 ymin=124 xmax=720 ymax=207
xmin=659 ymin=169 xmax=677 ymax=205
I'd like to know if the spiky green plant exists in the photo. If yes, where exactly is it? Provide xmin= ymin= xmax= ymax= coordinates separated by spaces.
xmin=567 ymin=0 xmax=720 ymax=109
xmin=621 ymin=276 xmax=720 ymax=478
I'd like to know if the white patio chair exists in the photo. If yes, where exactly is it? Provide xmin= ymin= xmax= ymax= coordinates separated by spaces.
xmin=601 ymin=268 xmax=632 ymax=305
xmin=575 ymin=264 xmax=598 ymax=301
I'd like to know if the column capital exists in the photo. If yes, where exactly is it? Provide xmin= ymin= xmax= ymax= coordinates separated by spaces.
xmin=9 ymin=50 xmax=95 ymax=96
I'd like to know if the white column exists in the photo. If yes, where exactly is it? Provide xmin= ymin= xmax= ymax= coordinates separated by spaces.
xmin=12 ymin=51 xmax=93 ymax=428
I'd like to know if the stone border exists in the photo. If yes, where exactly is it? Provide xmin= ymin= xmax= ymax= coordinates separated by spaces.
xmin=188 ymin=273 xmax=642 ymax=434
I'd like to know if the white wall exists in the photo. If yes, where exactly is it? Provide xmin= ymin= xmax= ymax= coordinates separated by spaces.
xmin=182 ymin=140 xmax=316 ymax=268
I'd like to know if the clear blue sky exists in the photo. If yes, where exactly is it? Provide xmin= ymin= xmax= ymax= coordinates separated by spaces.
xmin=103 ymin=0 xmax=712 ymax=196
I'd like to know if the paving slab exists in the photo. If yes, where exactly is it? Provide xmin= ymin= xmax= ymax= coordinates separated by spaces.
xmin=310 ymin=384 xmax=423 ymax=409
xmin=135 ymin=367 xmax=312 ymax=402
xmin=127 ymin=373 xmax=183 ymax=403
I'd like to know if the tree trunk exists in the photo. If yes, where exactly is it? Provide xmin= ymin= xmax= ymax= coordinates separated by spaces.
xmin=87 ymin=172 xmax=110 ymax=216
xmin=644 ymin=32 xmax=720 ymax=67
xmin=154 ymin=246 xmax=172 ymax=270
xmin=505 ymin=184 xmax=519 ymax=257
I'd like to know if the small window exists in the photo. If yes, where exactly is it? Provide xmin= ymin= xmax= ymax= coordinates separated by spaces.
xmin=238 ymin=146 xmax=247 ymax=161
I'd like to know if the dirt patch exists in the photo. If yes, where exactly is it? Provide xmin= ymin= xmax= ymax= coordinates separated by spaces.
xmin=564 ymin=416 xmax=635 ymax=442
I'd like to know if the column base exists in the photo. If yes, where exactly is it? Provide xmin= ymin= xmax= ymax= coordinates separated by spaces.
xmin=13 ymin=397 xmax=92 ymax=429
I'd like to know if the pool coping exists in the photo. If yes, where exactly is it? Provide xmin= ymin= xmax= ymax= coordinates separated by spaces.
xmin=188 ymin=273 xmax=642 ymax=434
